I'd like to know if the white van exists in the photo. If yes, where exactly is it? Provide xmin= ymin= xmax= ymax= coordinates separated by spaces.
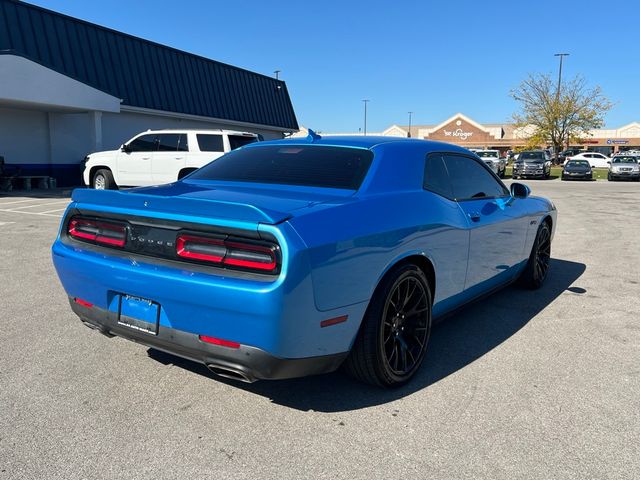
xmin=83 ymin=129 xmax=259 ymax=189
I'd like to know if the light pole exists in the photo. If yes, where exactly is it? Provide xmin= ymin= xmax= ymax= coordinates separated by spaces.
xmin=362 ymin=99 xmax=370 ymax=136
xmin=554 ymin=53 xmax=569 ymax=156
xmin=408 ymin=111 xmax=413 ymax=138
xmin=554 ymin=53 xmax=569 ymax=100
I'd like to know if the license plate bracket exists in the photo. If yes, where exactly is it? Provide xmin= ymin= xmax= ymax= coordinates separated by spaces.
xmin=117 ymin=294 xmax=160 ymax=335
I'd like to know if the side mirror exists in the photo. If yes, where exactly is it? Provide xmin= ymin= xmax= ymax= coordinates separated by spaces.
xmin=510 ymin=182 xmax=530 ymax=199
xmin=121 ymin=144 xmax=132 ymax=153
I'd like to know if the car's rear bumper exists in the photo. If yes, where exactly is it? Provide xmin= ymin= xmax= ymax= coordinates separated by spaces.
xmin=70 ymin=298 xmax=347 ymax=382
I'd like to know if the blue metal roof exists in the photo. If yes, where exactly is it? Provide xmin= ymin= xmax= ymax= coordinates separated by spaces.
xmin=0 ymin=0 xmax=298 ymax=131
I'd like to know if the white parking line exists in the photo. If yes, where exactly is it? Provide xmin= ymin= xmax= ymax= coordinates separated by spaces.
xmin=7 ymin=200 xmax=70 ymax=210
xmin=0 ymin=208 xmax=63 ymax=218
xmin=0 ymin=221 xmax=16 ymax=226
xmin=39 ymin=207 xmax=68 ymax=214
xmin=0 ymin=198 xmax=46 ymax=206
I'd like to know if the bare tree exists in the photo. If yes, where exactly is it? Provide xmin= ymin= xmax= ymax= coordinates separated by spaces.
xmin=511 ymin=74 xmax=612 ymax=160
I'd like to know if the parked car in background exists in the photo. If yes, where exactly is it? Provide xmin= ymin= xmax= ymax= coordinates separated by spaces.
xmin=53 ymin=135 xmax=556 ymax=387
xmin=558 ymin=148 xmax=583 ymax=164
xmin=83 ymin=129 xmax=260 ymax=189
xmin=564 ymin=152 xmax=610 ymax=168
xmin=561 ymin=160 xmax=593 ymax=181
xmin=475 ymin=150 xmax=506 ymax=177
xmin=512 ymin=150 xmax=552 ymax=179
xmin=608 ymin=155 xmax=640 ymax=181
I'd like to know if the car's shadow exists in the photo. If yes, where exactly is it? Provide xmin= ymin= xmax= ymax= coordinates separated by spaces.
xmin=148 ymin=258 xmax=586 ymax=412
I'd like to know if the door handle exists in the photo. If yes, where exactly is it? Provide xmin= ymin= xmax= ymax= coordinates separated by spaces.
xmin=141 ymin=156 xmax=151 ymax=160
xmin=174 ymin=157 xmax=185 ymax=160
xmin=468 ymin=212 xmax=481 ymax=222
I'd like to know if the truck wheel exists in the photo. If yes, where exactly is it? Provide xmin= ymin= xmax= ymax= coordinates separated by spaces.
xmin=93 ymin=169 xmax=117 ymax=190
xmin=344 ymin=264 xmax=432 ymax=388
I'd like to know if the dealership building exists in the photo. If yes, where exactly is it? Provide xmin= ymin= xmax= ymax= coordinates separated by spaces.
xmin=0 ymin=0 xmax=298 ymax=186
xmin=296 ymin=113 xmax=640 ymax=156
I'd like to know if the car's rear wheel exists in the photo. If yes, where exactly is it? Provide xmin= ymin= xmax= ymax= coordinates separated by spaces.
xmin=518 ymin=221 xmax=551 ymax=289
xmin=92 ymin=169 xmax=116 ymax=190
xmin=344 ymin=264 xmax=432 ymax=387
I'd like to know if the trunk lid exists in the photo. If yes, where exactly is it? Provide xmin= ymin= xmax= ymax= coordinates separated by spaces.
xmin=71 ymin=181 xmax=354 ymax=225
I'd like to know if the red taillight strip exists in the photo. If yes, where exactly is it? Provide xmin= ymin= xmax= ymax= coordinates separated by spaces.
xmin=68 ymin=218 xmax=126 ymax=248
xmin=199 ymin=335 xmax=240 ymax=349
xmin=74 ymin=297 xmax=93 ymax=308
xmin=223 ymin=241 xmax=277 ymax=271
xmin=176 ymin=234 xmax=224 ymax=263
xmin=176 ymin=234 xmax=278 ymax=273
xmin=320 ymin=315 xmax=348 ymax=328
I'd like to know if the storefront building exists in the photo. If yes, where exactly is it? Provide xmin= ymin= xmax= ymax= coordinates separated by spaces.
xmin=384 ymin=113 xmax=640 ymax=156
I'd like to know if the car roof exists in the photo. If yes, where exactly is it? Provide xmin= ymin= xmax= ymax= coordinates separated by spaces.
xmin=136 ymin=129 xmax=257 ymax=136
xmin=254 ymin=135 xmax=471 ymax=154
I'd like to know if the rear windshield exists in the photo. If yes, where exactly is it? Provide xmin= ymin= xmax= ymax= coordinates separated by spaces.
xmin=189 ymin=145 xmax=374 ymax=190
xmin=229 ymin=135 xmax=258 ymax=150
xmin=476 ymin=151 xmax=499 ymax=158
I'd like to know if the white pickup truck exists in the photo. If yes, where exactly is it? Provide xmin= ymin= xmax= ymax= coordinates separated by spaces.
xmin=83 ymin=129 xmax=259 ymax=189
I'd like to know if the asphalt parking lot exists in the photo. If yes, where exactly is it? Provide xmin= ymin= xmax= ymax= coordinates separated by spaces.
xmin=1 ymin=180 xmax=639 ymax=479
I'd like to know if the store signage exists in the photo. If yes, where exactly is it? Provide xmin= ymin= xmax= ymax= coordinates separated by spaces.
xmin=443 ymin=128 xmax=474 ymax=140
xmin=606 ymin=139 xmax=629 ymax=145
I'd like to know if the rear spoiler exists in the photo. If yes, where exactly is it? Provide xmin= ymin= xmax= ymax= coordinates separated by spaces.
xmin=70 ymin=189 xmax=291 ymax=225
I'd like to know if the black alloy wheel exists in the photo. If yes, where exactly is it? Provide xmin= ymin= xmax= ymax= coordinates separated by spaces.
xmin=519 ymin=222 xmax=551 ymax=289
xmin=381 ymin=274 xmax=430 ymax=377
xmin=344 ymin=264 xmax=432 ymax=387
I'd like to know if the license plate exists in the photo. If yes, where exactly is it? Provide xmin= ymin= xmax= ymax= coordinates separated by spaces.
xmin=117 ymin=294 xmax=160 ymax=335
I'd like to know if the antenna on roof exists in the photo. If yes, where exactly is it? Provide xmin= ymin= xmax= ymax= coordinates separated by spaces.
xmin=307 ymin=129 xmax=321 ymax=142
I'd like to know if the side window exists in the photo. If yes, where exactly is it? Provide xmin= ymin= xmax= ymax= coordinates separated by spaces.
xmin=128 ymin=134 xmax=157 ymax=152
xmin=197 ymin=134 xmax=224 ymax=152
xmin=423 ymin=154 xmax=453 ymax=199
xmin=177 ymin=134 xmax=188 ymax=152
xmin=443 ymin=154 xmax=509 ymax=200
xmin=157 ymin=134 xmax=180 ymax=151
xmin=229 ymin=135 xmax=258 ymax=150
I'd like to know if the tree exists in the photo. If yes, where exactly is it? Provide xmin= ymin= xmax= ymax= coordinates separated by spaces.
xmin=510 ymin=73 xmax=612 ymax=159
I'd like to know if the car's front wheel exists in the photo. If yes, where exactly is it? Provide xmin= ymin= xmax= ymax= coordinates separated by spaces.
xmin=344 ymin=264 xmax=432 ymax=387
xmin=92 ymin=169 xmax=117 ymax=190
xmin=518 ymin=221 xmax=551 ymax=289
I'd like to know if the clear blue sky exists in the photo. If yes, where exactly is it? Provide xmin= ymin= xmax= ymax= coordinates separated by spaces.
xmin=29 ymin=0 xmax=640 ymax=132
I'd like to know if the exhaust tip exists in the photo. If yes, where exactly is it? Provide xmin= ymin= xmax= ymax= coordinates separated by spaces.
xmin=207 ymin=364 xmax=255 ymax=383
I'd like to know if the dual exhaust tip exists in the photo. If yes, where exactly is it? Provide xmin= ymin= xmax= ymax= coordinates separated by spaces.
xmin=82 ymin=319 xmax=256 ymax=383
xmin=207 ymin=363 xmax=255 ymax=383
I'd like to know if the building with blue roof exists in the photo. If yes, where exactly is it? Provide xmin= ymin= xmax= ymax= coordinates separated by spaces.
xmin=0 ymin=0 xmax=299 ymax=185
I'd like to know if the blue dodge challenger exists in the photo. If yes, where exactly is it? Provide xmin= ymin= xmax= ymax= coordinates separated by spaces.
xmin=52 ymin=134 xmax=556 ymax=387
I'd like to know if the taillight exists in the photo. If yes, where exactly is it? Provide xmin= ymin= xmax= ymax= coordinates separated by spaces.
xmin=68 ymin=217 xmax=127 ymax=248
xmin=176 ymin=234 xmax=278 ymax=273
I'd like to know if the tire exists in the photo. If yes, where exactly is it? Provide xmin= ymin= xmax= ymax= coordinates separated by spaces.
xmin=607 ymin=172 xmax=613 ymax=181
xmin=92 ymin=169 xmax=116 ymax=190
xmin=518 ymin=221 xmax=552 ymax=290
xmin=344 ymin=264 xmax=432 ymax=387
